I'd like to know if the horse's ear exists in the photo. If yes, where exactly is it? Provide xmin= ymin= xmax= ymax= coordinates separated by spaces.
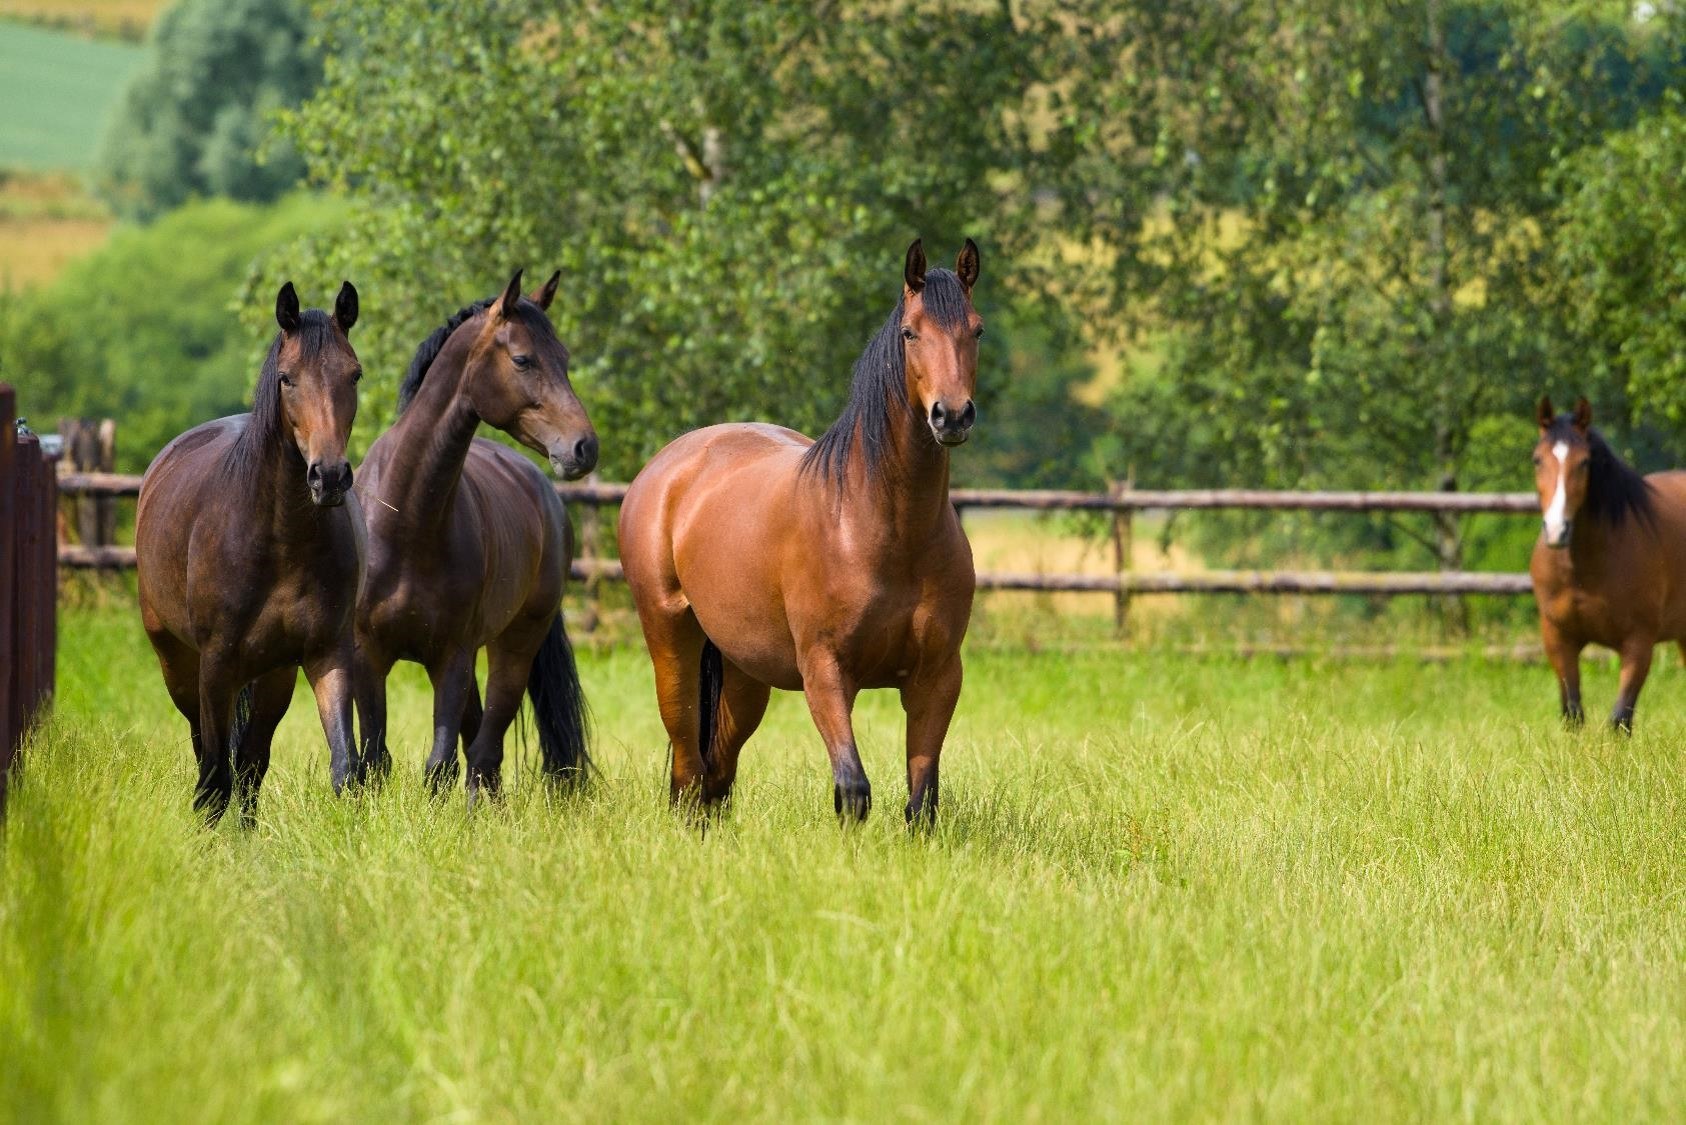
xmin=499 ymin=269 xmax=525 ymax=319
xmin=904 ymin=238 xmax=926 ymax=294
xmin=1536 ymin=395 xmax=1554 ymax=431
xmin=955 ymin=238 xmax=980 ymax=292
xmin=275 ymin=281 xmax=300 ymax=334
xmin=1573 ymin=396 xmax=1593 ymax=433
xmin=334 ymin=280 xmax=359 ymax=334
xmin=530 ymin=269 xmax=560 ymax=311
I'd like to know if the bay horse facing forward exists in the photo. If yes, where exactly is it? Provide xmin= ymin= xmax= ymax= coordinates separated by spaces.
xmin=354 ymin=270 xmax=596 ymax=798
xmin=1530 ymin=395 xmax=1686 ymax=731
xmin=137 ymin=282 xmax=364 ymax=823
xmin=619 ymin=239 xmax=983 ymax=822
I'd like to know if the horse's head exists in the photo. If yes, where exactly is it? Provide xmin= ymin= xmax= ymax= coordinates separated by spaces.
xmin=901 ymin=238 xmax=983 ymax=448
xmin=1534 ymin=394 xmax=1593 ymax=548
xmin=273 ymin=281 xmax=360 ymax=506
xmin=463 ymin=269 xmax=599 ymax=480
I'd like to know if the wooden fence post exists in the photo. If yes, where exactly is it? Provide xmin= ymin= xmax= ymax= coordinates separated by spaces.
xmin=0 ymin=386 xmax=15 ymax=812
xmin=1110 ymin=479 xmax=1133 ymax=638
xmin=57 ymin=417 xmax=117 ymax=547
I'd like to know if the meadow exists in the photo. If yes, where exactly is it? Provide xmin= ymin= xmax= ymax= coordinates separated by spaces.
xmin=3 ymin=597 xmax=1682 ymax=1122
xmin=0 ymin=21 xmax=140 ymax=170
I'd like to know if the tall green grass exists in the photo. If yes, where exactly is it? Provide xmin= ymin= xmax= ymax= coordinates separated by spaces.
xmin=3 ymin=605 xmax=1683 ymax=1121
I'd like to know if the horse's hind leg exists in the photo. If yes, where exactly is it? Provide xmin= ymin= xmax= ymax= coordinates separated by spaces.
xmin=1611 ymin=636 xmax=1656 ymax=734
xmin=462 ymin=643 xmax=534 ymax=803
xmin=701 ymin=660 xmax=771 ymax=807
xmin=901 ymin=658 xmax=963 ymax=826
xmin=147 ymin=628 xmax=205 ymax=774
xmin=233 ymin=667 xmax=297 ymax=827
xmin=639 ymin=609 xmax=708 ymax=804
xmin=423 ymin=648 xmax=474 ymax=792
xmin=460 ymin=674 xmax=484 ymax=757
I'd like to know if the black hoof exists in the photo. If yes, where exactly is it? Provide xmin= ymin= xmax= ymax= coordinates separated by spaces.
xmin=834 ymin=780 xmax=872 ymax=822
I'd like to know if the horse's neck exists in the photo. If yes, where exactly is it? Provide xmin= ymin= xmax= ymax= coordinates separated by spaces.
xmin=839 ymin=408 xmax=953 ymax=543
xmin=384 ymin=332 xmax=484 ymax=525
xmin=234 ymin=421 xmax=318 ymax=537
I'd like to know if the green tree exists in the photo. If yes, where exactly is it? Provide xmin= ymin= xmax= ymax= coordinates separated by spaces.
xmin=1055 ymin=1 xmax=1682 ymax=569
xmin=94 ymin=0 xmax=320 ymax=219
xmin=271 ymin=0 xmax=1111 ymax=478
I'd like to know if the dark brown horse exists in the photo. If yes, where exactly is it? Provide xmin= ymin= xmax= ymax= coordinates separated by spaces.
xmin=137 ymin=282 xmax=364 ymax=823
xmin=353 ymin=270 xmax=596 ymax=798
xmin=1530 ymin=395 xmax=1686 ymax=731
xmin=619 ymin=239 xmax=982 ymax=822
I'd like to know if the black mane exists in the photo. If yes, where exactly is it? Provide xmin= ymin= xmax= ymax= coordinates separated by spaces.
xmin=800 ymin=267 xmax=970 ymax=487
xmin=1547 ymin=416 xmax=1656 ymax=529
xmin=225 ymin=308 xmax=339 ymax=481
xmin=397 ymin=297 xmax=494 ymax=413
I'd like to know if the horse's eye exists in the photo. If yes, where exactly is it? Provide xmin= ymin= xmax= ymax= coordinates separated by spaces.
xmin=901 ymin=327 xmax=916 ymax=341
xmin=278 ymin=371 xmax=294 ymax=388
xmin=1532 ymin=456 xmax=1542 ymax=467
xmin=351 ymin=369 xmax=363 ymax=385
xmin=512 ymin=354 xmax=533 ymax=369
xmin=974 ymin=325 xmax=985 ymax=339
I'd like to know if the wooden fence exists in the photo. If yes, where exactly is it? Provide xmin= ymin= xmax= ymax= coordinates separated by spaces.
xmin=2 ymin=386 xmax=60 ymax=815
xmin=54 ymin=471 xmax=1540 ymax=628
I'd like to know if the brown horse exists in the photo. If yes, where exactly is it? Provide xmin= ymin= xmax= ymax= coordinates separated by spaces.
xmin=1530 ymin=395 xmax=1686 ymax=731
xmin=353 ymin=270 xmax=596 ymax=799
xmin=619 ymin=239 xmax=982 ymax=822
xmin=137 ymin=282 xmax=364 ymax=823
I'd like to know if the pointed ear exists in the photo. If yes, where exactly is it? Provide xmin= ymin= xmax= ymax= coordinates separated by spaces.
xmin=529 ymin=269 xmax=560 ymax=311
xmin=955 ymin=238 xmax=980 ymax=291
xmin=334 ymin=280 xmax=359 ymax=334
xmin=1536 ymin=395 xmax=1554 ymax=431
xmin=1573 ymin=396 xmax=1593 ymax=433
xmin=903 ymin=238 xmax=926 ymax=294
xmin=499 ymin=269 xmax=525 ymax=319
xmin=275 ymin=281 xmax=300 ymax=333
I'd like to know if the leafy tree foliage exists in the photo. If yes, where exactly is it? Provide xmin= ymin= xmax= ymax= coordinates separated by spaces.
xmin=272 ymin=0 xmax=1109 ymax=478
xmin=94 ymin=0 xmax=319 ymax=219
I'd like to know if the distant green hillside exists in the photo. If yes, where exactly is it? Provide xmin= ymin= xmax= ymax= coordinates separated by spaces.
xmin=0 ymin=21 xmax=142 ymax=170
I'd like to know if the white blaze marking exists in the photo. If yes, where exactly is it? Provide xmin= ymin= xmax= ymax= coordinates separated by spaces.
xmin=1544 ymin=440 xmax=1570 ymax=542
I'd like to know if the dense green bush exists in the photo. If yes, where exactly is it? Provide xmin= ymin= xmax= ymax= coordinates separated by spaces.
xmin=0 ymin=194 xmax=347 ymax=471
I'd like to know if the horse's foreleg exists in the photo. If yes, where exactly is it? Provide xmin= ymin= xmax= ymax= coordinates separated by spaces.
xmin=233 ymin=667 xmax=297 ymax=827
xmin=194 ymin=653 xmax=242 ymax=824
xmin=303 ymin=646 xmax=357 ymax=793
xmin=1541 ymin=622 xmax=1584 ymax=727
xmin=800 ymin=654 xmax=869 ymax=821
xmin=423 ymin=649 xmax=474 ymax=792
xmin=352 ymin=643 xmax=391 ymax=784
xmin=901 ymin=659 xmax=963 ymax=827
xmin=1611 ymin=637 xmax=1655 ymax=735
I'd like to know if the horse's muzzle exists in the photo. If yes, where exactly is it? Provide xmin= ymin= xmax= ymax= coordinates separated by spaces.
xmin=929 ymin=399 xmax=976 ymax=447
xmin=308 ymin=460 xmax=353 ymax=507
xmin=1543 ymin=519 xmax=1572 ymax=548
xmin=549 ymin=432 xmax=599 ymax=481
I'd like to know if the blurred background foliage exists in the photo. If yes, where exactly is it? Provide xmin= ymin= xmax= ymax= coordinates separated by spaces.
xmin=5 ymin=0 xmax=1686 ymax=586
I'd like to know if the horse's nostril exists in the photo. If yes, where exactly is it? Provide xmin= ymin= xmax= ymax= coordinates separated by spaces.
xmin=959 ymin=399 xmax=977 ymax=428
xmin=307 ymin=462 xmax=323 ymax=486
xmin=574 ymin=434 xmax=598 ymax=466
xmin=930 ymin=402 xmax=947 ymax=427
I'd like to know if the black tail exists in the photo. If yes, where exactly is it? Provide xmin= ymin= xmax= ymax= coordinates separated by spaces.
xmin=698 ymin=638 xmax=724 ymax=769
xmin=528 ymin=613 xmax=591 ymax=785
xmin=228 ymin=682 xmax=254 ymax=759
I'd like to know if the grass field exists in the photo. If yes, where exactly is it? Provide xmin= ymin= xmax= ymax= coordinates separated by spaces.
xmin=0 ymin=20 xmax=141 ymax=170
xmin=0 ymin=0 xmax=160 ymax=40
xmin=4 ymin=600 xmax=1684 ymax=1121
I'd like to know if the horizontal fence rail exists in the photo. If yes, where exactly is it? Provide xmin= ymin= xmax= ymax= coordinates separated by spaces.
xmin=53 ymin=471 xmax=1540 ymax=600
